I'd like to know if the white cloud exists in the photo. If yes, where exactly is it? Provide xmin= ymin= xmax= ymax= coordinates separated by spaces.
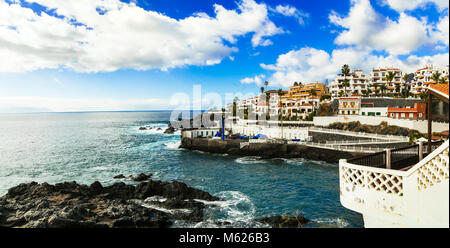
xmin=431 ymin=14 xmax=449 ymax=46
xmin=254 ymin=46 xmax=449 ymax=87
xmin=382 ymin=0 xmax=449 ymax=12
xmin=0 ymin=0 xmax=283 ymax=73
xmin=329 ymin=0 xmax=434 ymax=55
xmin=273 ymin=4 xmax=310 ymax=25
xmin=240 ymin=74 xmax=266 ymax=86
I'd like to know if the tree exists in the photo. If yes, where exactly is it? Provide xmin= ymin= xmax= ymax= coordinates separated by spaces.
xmin=361 ymin=89 xmax=368 ymax=97
xmin=379 ymin=84 xmax=387 ymax=97
xmin=431 ymin=71 xmax=442 ymax=84
xmin=309 ymin=89 xmax=317 ymax=96
xmin=294 ymin=82 xmax=299 ymax=86
xmin=439 ymin=75 xmax=449 ymax=84
xmin=384 ymin=71 xmax=395 ymax=96
xmin=402 ymin=73 xmax=412 ymax=84
xmin=260 ymin=87 xmax=265 ymax=94
xmin=277 ymin=88 xmax=284 ymax=96
xmin=401 ymin=88 xmax=410 ymax=98
xmin=395 ymin=84 xmax=401 ymax=96
xmin=342 ymin=79 xmax=350 ymax=97
xmin=341 ymin=64 xmax=351 ymax=96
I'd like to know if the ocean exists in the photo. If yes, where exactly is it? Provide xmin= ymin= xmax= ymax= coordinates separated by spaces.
xmin=0 ymin=111 xmax=363 ymax=228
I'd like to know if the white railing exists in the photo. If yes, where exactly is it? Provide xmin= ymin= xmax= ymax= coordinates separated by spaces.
xmin=339 ymin=140 xmax=449 ymax=227
xmin=325 ymin=139 xmax=408 ymax=145
xmin=310 ymin=127 xmax=409 ymax=141
xmin=305 ymin=142 xmax=385 ymax=153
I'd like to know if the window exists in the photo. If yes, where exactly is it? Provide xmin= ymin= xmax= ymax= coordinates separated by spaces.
xmin=391 ymin=113 xmax=395 ymax=117
xmin=419 ymin=113 xmax=423 ymax=117
xmin=409 ymin=113 xmax=414 ymax=118
xmin=362 ymin=112 xmax=365 ymax=115
xmin=401 ymin=113 xmax=405 ymax=118
xmin=376 ymin=112 xmax=381 ymax=116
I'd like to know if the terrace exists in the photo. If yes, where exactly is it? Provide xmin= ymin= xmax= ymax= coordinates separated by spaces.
xmin=339 ymin=84 xmax=449 ymax=227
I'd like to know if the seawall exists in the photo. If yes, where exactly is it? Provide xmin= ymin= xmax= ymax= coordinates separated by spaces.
xmin=179 ymin=138 xmax=364 ymax=163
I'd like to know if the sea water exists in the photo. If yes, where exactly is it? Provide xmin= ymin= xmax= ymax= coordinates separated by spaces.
xmin=0 ymin=111 xmax=363 ymax=228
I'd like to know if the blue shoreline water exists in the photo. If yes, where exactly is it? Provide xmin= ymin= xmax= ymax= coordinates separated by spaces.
xmin=0 ymin=111 xmax=363 ymax=228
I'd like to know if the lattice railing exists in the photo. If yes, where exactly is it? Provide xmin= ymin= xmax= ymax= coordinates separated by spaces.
xmin=367 ymin=172 xmax=403 ymax=196
xmin=416 ymin=147 xmax=449 ymax=191
xmin=341 ymin=166 xmax=404 ymax=196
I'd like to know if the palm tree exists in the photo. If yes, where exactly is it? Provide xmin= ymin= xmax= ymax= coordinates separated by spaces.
xmin=382 ymin=71 xmax=395 ymax=97
xmin=431 ymin=71 xmax=442 ymax=84
xmin=264 ymin=81 xmax=269 ymax=90
xmin=260 ymin=87 xmax=265 ymax=94
xmin=294 ymin=82 xmax=298 ymax=86
xmin=401 ymin=88 xmax=410 ymax=98
xmin=309 ymin=89 xmax=317 ymax=96
xmin=395 ymin=84 xmax=401 ymax=97
xmin=278 ymin=89 xmax=283 ymax=96
xmin=402 ymin=73 xmax=412 ymax=84
xmin=341 ymin=64 xmax=351 ymax=96
xmin=439 ymin=75 xmax=448 ymax=84
xmin=342 ymin=79 xmax=350 ymax=97
xmin=379 ymin=84 xmax=387 ymax=97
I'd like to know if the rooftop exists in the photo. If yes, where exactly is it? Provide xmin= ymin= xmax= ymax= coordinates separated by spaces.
xmin=428 ymin=84 xmax=449 ymax=99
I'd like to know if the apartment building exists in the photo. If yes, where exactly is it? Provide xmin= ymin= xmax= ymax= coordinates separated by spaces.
xmin=369 ymin=68 xmax=404 ymax=95
xmin=329 ymin=69 xmax=370 ymax=98
xmin=411 ymin=65 xmax=449 ymax=96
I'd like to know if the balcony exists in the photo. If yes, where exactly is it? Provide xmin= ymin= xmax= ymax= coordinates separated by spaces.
xmin=339 ymin=140 xmax=449 ymax=227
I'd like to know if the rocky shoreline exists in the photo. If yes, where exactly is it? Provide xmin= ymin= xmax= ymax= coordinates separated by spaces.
xmin=0 ymin=175 xmax=309 ymax=228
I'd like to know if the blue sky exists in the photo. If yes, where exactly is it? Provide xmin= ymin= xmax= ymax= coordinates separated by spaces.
xmin=0 ymin=0 xmax=448 ymax=112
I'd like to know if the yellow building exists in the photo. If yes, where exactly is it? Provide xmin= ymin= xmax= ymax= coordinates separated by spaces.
xmin=288 ymin=82 xmax=326 ymax=96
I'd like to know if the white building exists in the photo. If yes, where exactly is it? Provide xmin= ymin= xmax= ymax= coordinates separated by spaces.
xmin=330 ymin=69 xmax=370 ymax=98
xmin=369 ymin=68 xmax=404 ymax=96
xmin=411 ymin=65 xmax=449 ymax=96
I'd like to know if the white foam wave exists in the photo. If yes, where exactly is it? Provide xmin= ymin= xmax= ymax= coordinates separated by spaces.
xmin=145 ymin=196 xmax=167 ymax=203
xmin=164 ymin=140 xmax=181 ymax=150
xmin=313 ymin=217 xmax=350 ymax=228
xmin=193 ymin=191 xmax=262 ymax=228
xmin=131 ymin=199 xmax=192 ymax=215
xmin=136 ymin=123 xmax=180 ymax=136
xmin=235 ymin=156 xmax=266 ymax=165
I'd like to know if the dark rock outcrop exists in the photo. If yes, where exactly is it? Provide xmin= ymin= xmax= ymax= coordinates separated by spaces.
xmin=0 ymin=179 xmax=220 ymax=228
xmin=164 ymin=124 xmax=176 ymax=134
xmin=113 ymin=174 xmax=126 ymax=179
xmin=256 ymin=215 xmax=309 ymax=228
xmin=131 ymin=173 xmax=152 ymax=182
xmin=139 ymin=127 xmax=147 ymax=131
xmin=327 ymin=121 xmax=422 ymax=138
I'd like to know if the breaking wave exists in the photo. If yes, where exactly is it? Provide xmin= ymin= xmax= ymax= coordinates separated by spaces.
xmin=235 ymin=157 xmax=267 ymax=165
xmin=191 ymin=191 xmax=265 ymax=228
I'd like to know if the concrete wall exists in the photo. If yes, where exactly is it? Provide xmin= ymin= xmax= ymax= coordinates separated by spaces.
xmin=314 ymin=116 xmax=449 ymax=133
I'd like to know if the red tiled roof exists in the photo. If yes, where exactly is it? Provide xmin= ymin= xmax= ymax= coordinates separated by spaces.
xmin=387 ymin=107 xmax=417 ymax=112
xmin=301 ymin=103 xmax=313 ymax=106
xmin=428 ymin=84 xmax=449 ymax=98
